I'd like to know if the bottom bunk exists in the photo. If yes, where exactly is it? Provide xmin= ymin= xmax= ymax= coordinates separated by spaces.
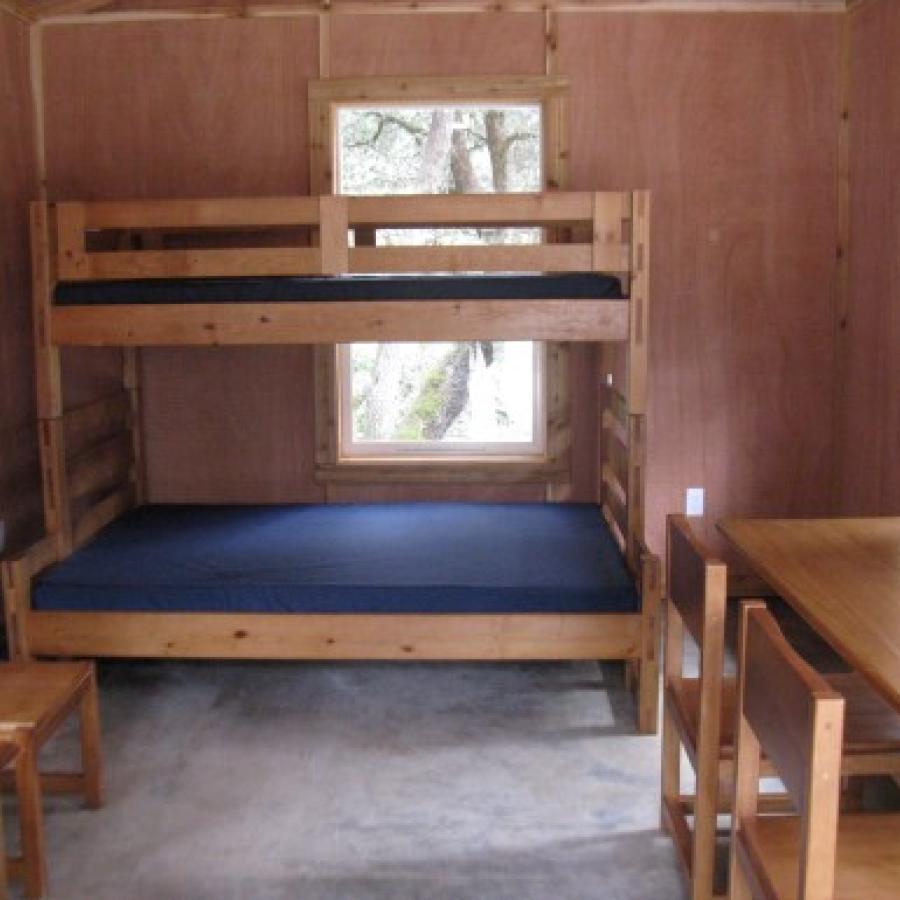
xmin=3 ymin=502 xmax=661 ymax=732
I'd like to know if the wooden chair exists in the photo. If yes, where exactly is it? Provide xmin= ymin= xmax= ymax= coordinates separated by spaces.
xmin=0 ymin=662 xmax=103 ymax=899
xmin=662 ymin=514 xmax=734 ymax=899
xmin=662 ymin=515 xmax=900 ymax=900
xmin=729 ymin=602 xmax=900 ymax=900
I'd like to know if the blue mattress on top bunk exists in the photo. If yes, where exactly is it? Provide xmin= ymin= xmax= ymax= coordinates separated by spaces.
xmin=32 ymin=503 xmax=639 ymax=615
xmin=53 ymin=272 xmax=624 ymax=305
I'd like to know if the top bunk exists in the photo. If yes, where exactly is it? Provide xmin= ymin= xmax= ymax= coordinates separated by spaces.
xmin=36 ymin=190 xmax=649 ymax=346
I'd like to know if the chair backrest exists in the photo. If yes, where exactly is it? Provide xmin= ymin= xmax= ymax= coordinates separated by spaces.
xmin=666 ymin=514 xmax=727 ymax=671
xmin=733 ymin=602 xmax=846 ymax=900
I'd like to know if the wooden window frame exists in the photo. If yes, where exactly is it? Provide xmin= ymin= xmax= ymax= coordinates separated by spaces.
xmin=310 ymin=75 xmax=572 ymax=486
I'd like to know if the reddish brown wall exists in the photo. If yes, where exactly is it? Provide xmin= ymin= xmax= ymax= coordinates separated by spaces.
xmin=561 ymin=12 xmax=841 ymax=546
xmin=838 ymin=0 xmax=900 ymax=515
xmin=0 ymin=11 xmax=41 ymax=547
xmin=40 ymin=11 xmax=843 ymax=550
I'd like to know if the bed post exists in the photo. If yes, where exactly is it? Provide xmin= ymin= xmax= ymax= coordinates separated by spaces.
xmin=31 ymin=201 xmax=73 ymax=557
xmin=629 ymin=190 xmax=659 ymax=734
xmin=122 ymin=349 xmax=146 ymax=504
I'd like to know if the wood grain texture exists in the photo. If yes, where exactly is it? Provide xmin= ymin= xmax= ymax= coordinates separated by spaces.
xmin=43 ymin=19 xmax=316 ymax=199
xmin=720 ymin=517 xmax=900 ymax=714
xmin=42 ymin=18 xmax=322 ymax=506
xmin=38 ymin=12 xmax=842 ymax=530
xmin=328 ymin=12 xmax=546 ymax=78
xmin=0 ymin=10 xmax=41 ymax=545
xmin=838 ymin=0 xmax=900 ymax=515
xmin=561 ymin=12 xmax=841 ymax=550
xmin=142 ymin=346 xmax=324 ymax=503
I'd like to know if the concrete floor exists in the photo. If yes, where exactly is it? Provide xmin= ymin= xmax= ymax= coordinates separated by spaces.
xmin=11 ymin=661 xmax=686 ymax=900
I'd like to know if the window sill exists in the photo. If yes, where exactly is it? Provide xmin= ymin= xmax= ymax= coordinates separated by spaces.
xmin=315 ymin=458 xmax=568 ymax=484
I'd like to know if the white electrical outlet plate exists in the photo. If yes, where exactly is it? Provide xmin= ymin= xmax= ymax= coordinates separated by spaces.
xmin=686 ymin=488 xmax=705 ymax=517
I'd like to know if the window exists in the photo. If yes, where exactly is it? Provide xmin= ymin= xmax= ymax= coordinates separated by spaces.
xmin=338 ymin=341 xmax=545 ymax=459
xmin=308 ymin=76 xmax=570 ymax=478
xmin=335 ymin=102 xmax=545 ymax=460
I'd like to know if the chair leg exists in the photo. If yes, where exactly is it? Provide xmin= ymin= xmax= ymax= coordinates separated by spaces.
xmin=660 ymin=698 xmax=681 ymax=831
xmin=637 ymin=656 xmax=660 ymax=735
xmin=728 ymin=857 xmax=753 ymax=900
xmin=78 ymin=673 xmax=104 ymax=809
xmin=692 ymin=767 xmax=718 ymax=900
xmin=15 ymin=737 xmax=47 ymax=900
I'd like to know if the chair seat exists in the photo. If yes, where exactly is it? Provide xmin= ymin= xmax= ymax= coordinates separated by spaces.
xmin=673 ymin=672 xmax=900 ymax=760
xmin=744 ymin=813 xmax=900 ymax=900
xmin=0 ymin=663 xmax=92 ymax=736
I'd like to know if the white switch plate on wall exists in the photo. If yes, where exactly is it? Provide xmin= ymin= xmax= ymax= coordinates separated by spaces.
xmin=685 ymin=488 xmax=705 ymax=517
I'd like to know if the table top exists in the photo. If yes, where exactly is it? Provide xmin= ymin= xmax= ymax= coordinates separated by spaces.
xmin=718 ymin=517 xmax=900 ymax=714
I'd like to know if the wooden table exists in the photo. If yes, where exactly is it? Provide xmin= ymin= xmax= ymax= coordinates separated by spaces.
xmin=718 ymin=517 xmax=900 ymax=714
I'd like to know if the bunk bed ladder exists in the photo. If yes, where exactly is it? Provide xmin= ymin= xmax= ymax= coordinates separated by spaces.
xmin=598 ymin=190 xmax=659 ymax=733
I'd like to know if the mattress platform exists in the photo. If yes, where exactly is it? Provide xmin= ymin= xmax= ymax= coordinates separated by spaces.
xmin=53 ymin=272 xmax=624 ymax=306
xmin=33 ymin=503 xmax=639 ymax=615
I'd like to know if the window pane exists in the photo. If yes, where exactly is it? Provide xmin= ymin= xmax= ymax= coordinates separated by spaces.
xmin=338 ymin=105 xmax=542 ymax=196
xmin=346 ymin=342 xmax=538 ymax=448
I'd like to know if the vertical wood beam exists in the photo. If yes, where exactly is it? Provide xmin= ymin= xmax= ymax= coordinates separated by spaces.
xmin=627 ymin=190 xmax=650 ymax=416
xmin=30 ymin=203 xmax=61 ymax=420
xmin=39 ymin=418 xmax=72 ymax=555
xmin=831 ymin=13 xmax=852 ymax=511
xmin=122 ymin=349 xmax=146 ymax=504
xmin=318 ymin=6 xmax=330 ymax=79
xmin=30 ymin=202 xmax=73 ymax=554
xmin=636 ymin=549 xmax=661 ymax=734
xmin=318 ymin=195 xmax=349 ymax=274
xmin=544 ymin=7 xmax=559 ymax=78
xmin=626 ymin=191 xmax=650 ymax=571
xmin=29 ymin=23 xmax=47 ymax=200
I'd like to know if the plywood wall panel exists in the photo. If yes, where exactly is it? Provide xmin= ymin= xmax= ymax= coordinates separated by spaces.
xmin=43 ymin=19 xmax=317 ymax=199
xmin=838 ymin=0 xmax=900 ymax=515
xmin=0 ymin=11 xmax=41 ymax=545
xmin=560 ymin=12 xmax=840 ymax=548
xmin=142 ymin=347 xmax=324 ymax=503
xmin=42 ymin=19 xmax=322 ymax=505
xmin=328 ymin=13 xmax=546 ymax=78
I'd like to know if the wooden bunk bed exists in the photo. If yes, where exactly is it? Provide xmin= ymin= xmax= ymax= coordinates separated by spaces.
xmin=1 ymin=190 xmax=661 ymax=733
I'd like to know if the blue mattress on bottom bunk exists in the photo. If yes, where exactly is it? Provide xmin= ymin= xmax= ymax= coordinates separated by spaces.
xmin=32 ymin=503 xmax=639 ymax=615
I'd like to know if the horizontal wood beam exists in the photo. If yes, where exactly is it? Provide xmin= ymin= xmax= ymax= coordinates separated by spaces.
xmin=50 ymin=299 xmax=630 ymax=345
xmin=346 ymin=191 xmax=599 ymax=226
xmin=36 ymin=0 xmax=849 ymax=25
xmin=71 ymin=484 xmax=135 ymax=549
xmin=26 ymin=611 xmax=643 ymax=659
xmin=63 ymin=390 xmax=131 ymax=456
xmin=75 ymin=196 xmax=321 ymax=229
xmin=67 ymin=431 xmax=133 ymax=502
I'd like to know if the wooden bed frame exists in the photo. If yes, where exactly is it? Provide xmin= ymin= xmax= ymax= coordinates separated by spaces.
xmin=1 ymin=189 xmax=662 ymax=733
